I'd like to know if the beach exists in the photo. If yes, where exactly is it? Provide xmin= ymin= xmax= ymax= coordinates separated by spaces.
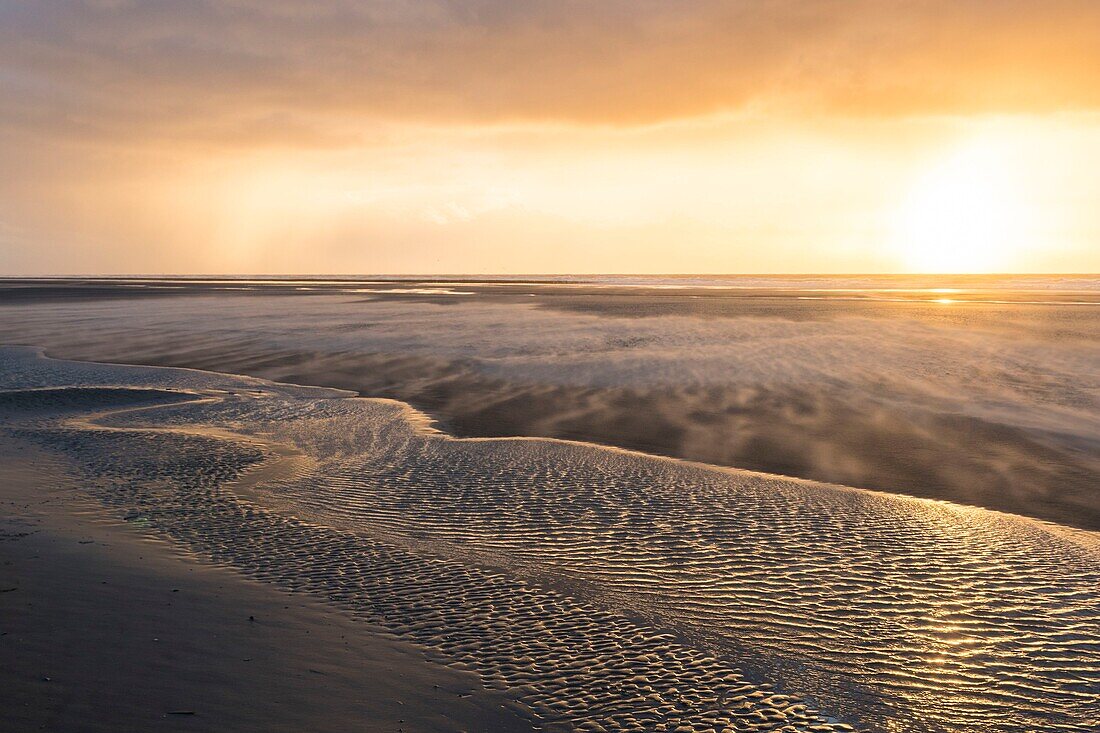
xmin=1 ymin=276 xmax=1098 ymax=529
xmin=0 ymin=439 xmax=535 ymax=733
xmin=1 ymin=341 xmax=1097 ymax=732
xmin=7 ymin=0 xmax=1100 ymax=729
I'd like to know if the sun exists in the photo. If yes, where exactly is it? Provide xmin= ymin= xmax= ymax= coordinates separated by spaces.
xmin=890 ymin=138 xmax=1037 ymax=274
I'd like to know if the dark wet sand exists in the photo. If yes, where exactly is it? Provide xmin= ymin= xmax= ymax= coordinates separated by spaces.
xmin=0 ymin=443 xmax=535 ymax=733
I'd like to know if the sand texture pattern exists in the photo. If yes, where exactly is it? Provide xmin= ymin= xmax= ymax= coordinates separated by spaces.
xmin=2 ymin=346 xmax=1098 ymax=733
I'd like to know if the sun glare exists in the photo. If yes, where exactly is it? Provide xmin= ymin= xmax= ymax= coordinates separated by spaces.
xmin=891 ymin=137 xmax=1037 ymax=273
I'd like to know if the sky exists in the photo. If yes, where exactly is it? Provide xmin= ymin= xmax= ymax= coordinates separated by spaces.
xmin=2 ymin=0 xmax=1099 ymax=275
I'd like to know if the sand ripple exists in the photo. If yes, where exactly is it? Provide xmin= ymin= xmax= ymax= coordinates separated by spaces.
xmin=2 ymin=346 xmax=1098 ymax=733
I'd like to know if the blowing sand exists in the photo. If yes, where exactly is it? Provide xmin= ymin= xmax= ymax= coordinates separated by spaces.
xmin=1 ymin=280 xmax=1097 ymax=530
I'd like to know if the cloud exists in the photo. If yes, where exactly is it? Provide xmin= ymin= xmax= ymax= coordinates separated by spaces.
xmin=3 ymin=0 xmax=1100 ymax=147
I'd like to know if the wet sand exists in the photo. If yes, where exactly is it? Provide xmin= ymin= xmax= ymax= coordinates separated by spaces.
xmin=2 ymin=346 xmax=1097 ymax=733
xmin=1 ymin=278 xmax=1097 ymax=530
xmin=0 ymin=443 xmax=535 ymax=733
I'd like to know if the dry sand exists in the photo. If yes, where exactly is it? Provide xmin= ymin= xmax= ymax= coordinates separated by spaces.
xmin=0 ymin=442 xmax=535 ymax=733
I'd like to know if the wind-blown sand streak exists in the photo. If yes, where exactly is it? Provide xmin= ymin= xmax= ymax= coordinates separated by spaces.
xmin=2 ymin=285 xmax=1098 ymax=530
xmin=2 ymin=346 xmax=1097 ymax=733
